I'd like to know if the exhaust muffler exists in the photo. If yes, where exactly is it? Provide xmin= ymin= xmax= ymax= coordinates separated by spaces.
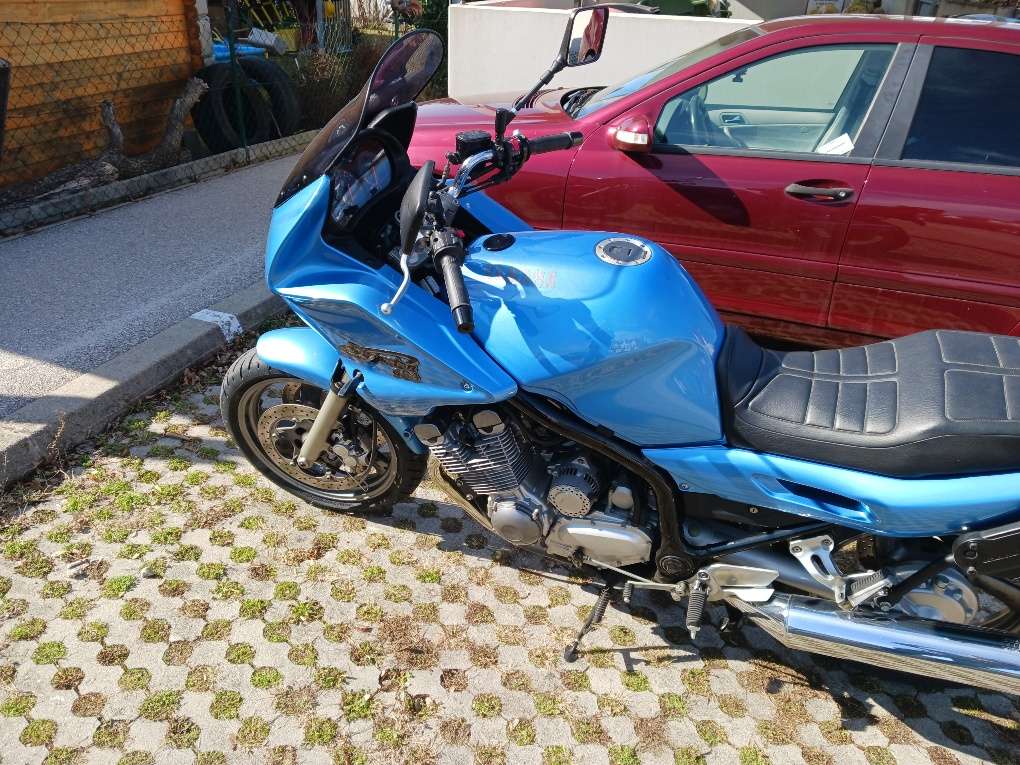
xmin=731 ymin=593 xmax=1020 ymax=695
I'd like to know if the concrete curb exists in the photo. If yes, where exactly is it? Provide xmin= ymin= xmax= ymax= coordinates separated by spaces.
xmin=0 ymin=282 xmax=286 ymax=490
xmin=0 ymin=130 xmax=317 ymax=237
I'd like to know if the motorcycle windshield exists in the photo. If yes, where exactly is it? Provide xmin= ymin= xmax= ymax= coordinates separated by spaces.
xmin=276 ymin=29 xmax=443 ymax=206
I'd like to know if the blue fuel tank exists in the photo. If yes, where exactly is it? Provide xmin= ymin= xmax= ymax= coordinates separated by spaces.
xmin=465 ymin=231 xmax=726 ymax=447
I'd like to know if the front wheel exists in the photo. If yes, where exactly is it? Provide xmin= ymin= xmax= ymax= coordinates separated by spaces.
xmin=219 ymin=348 xmax=426 ymax=512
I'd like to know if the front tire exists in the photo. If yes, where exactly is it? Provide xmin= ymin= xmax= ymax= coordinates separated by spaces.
xmin=219 ymin=348 xmax=425 ymax=512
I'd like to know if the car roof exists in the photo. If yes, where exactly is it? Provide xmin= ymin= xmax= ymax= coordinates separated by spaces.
xmin=757 ymin=13 xmax=1020 ymax=42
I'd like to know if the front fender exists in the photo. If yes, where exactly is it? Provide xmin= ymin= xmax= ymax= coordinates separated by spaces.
xmin=255 ymin=327 xmax=426 ymax=453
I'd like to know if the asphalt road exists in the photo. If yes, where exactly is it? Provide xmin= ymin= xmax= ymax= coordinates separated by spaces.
xmin=0 ymin=156 xmax=297 ymax=418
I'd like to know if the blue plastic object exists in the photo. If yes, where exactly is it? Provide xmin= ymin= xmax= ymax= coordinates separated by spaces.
xmin=466 ymin=230 xmax=725 ymax=446
xmin=212 ymin=41 xmax=265 ymax=62
xmin=645 ymin=445 xmax=1020 ymax=537
xmin=263 ymin=176 xmax=517 ymax=417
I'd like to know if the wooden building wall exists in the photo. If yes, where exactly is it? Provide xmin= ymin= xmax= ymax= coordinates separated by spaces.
xmin=0 ymin=0 xmax=204 ymax=188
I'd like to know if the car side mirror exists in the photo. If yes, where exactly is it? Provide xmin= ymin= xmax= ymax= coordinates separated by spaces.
xmin=563 ymin=8 xmax=609 ymax=67
xmin=610 ymin=116 xmax=653 ymax=153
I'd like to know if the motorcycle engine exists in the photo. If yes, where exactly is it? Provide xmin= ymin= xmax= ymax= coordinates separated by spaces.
xmin=413 ymin=410 xmax=653 ymax=568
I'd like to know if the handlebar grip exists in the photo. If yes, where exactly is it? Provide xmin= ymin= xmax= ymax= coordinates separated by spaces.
xmin=436 ymin=247 xmax=474 ymax=334
xmin=527 ymin=131 xmax=583 ymax=156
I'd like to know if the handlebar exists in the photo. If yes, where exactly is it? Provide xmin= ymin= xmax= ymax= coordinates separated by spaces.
xmin=432 ymin=230 xmax=474 ymax=333
xmin=525 ymin=131 xmax=583 ymax=157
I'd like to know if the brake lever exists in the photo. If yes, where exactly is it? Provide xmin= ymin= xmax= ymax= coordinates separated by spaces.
xmin=380 ymin=250 xmax=412 ymax=316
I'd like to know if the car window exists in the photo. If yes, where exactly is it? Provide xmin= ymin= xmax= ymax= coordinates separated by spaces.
xmin=655 ymin=44 xmax=895 ymax=155
xmin=574 ymin=27 xmax=763 ymax=118
xmin=902 ymin=46 xmax=1020 ymax=169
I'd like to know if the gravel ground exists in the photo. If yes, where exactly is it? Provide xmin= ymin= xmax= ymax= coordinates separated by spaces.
xmin=0 ymin=343 xmax=1017 ymax=765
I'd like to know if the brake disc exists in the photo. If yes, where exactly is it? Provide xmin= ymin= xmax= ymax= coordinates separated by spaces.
xmin=255 ymin=403 xmax=361 ymax=490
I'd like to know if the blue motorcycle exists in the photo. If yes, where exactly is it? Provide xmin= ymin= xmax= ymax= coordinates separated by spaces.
xmin=221 ymin=11 xmax=1020 ymax=693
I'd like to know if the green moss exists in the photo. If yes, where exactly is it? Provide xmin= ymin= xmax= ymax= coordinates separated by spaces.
xmin=659 ymin=692 xmax=688 ymax=718
xmin=542 ymin=746 xmax=571 ymax=765
xmin=139 ymin=690 xmax=181 ymax=721
xmin=32 ymin=641 xmax=67 ymax=665
xmin=100 ymin=575 xmax=136 ymax=598
xmin=289 ymin=600 xmax=324 ymax=623
xmin=9 ymin=617 xmax=46 ymax=641
xmin=212 ymin=580 xmax=245 ymax=600
xmin=696 ymin=719 xmax=727 ymax=747
xmin=41 ymin=580 xmax=71 ymax=599
xmin=362 ymin=565 xmax=385 ymax=583
xmin=507 ymin=718 xmax=536 ymax=746
xmin=250 ymin=666 xmax=283 ymax=689
xmin=331 ymin=580 xmax=356 ymax=602
xmin=196 ymin=563 xmax=226 ymax=580
xmin=609 ymin=746 xmax=640 ymax=765
xmin=225 ymin=643 xmax=256 ymax=664
xmin=119 ymin=598 xmax=149 ymax=620
xmin=274 ymin=581 xmax=300 ymax=600
xmin=262 ymin=621 xmax=291 ymax=643
xmin=117 ymin=751 xmax=155 ymax=765
xmin=608 ymin=625 xmax=636 ymax=646
xmin=174 ymin=544 xmax=201 ymax=561
xmin=230 ymin=546 xmax=257 ymax=563
xmin=621 ymin=671 xmax=651 ymax=692
xmin=185 ymin=666 xmax=216 ymax=693
xmin=534 ymin=693 xmax=562 ymax=717
xmin=341 ymin=691 xmax=374 ymax=721
xmin=209 ymin=529 xmax=234 ymax=546
xmin=239 ymin=599 xmax=269 ymax=619
xmin=20 ymin=718 xmax=57 ymax=747
xmin=0 ymin=692 xmax=36 ymax=717
xmin=472 ymin=693 xmax=503 ymax=718
xmin=236 ymin=717 xmax=270 ymax=748
xmin=140 ymin=619 xmax=170 ymax=643
xmin=93 ymin=720 xmax=130 ymax=748
xmin=151 ymin=527 xmax=182 ymax=545
xmin=287 ymin=643 xmax=317 ymax=667
xmin=674 ymin=747 xmax=707 ymax=765
xmin=304 ymin=717 xmax=338 ymax=746
xmin=210 ymin=689 xmax=243 ymax=720
xmin=119 ymin=668 xmax=151 ymax=691
xmin=315 ymin=667 xmax=346 ymax=690
xmin=356 ymin=603 xmax=383 ymax=622
xmin=739 ymin=748 xmax=771 ymax=765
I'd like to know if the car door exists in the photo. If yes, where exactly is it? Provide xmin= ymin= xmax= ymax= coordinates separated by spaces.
xmin=832 ymin=39 xmax=1020 ymax=338
xmin=563 ymin=37 xmax=913 ymax=338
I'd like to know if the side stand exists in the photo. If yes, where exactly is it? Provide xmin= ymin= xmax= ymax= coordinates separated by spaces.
xmin=564 ymin=576 xmax=619 ymax=662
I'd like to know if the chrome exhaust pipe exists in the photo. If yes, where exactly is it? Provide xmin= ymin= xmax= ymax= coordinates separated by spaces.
xmin=731 ymin=593 xmax=1020 ymax=695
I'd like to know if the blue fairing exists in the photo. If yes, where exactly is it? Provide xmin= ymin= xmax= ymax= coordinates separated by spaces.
xmin=646 ymin=445 xmax=1020 ymax=537
xmin=264 ymin=177 xmax=517 ymax=416
xmin=466 ymin=231 xmax=725 ymax=446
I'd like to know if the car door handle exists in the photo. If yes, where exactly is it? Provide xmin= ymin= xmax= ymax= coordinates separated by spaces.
xmin=721 ymin=112 xmax=746 ymax=125
xmin=785 ymin=182 xmax=854 ymax=202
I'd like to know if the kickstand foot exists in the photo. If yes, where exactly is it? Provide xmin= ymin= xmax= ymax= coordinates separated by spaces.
xmin=564 ymin=577 xmax=617 ymax=662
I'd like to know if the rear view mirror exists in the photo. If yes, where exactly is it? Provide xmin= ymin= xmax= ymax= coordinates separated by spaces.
xmin=564 ymin=8 xmax=609 ymax=67
xmin=400 ymin=160 xmax=434 ymax=256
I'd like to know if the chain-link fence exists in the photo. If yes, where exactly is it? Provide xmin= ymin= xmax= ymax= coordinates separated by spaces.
xmin=0 ymin=0 xmax=448 ymax=235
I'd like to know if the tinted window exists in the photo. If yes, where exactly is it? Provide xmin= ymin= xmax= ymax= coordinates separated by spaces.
xmin=902 ymin=47 xmax=1020 ymax=168
xmin=656 ymin=45 xmax=894 ymax=155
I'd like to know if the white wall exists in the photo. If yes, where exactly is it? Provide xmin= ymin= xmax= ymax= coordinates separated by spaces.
xmin=448 ymin=4 xmax=752 ymax=100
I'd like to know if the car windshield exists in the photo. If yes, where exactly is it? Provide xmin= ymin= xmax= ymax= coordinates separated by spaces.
xmin=574 ymin=26 xmax=763 ymax=118
xmin=277 ymin=29 xmax=443 ymax=206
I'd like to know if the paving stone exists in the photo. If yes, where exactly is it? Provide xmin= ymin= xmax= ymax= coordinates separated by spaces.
xmin=0 ymin=373 xmax=1013 ymax=765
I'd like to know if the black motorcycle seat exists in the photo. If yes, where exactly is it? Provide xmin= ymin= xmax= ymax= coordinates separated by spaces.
xmin=718 ymin=327 xmax=1020 ymax=478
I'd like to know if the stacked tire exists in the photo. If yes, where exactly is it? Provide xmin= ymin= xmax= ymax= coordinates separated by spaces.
xmin=192 ymin=58 xmax=301 ymax=153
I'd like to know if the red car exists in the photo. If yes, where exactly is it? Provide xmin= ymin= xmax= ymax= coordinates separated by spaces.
xmin=409 ymin=15 xmax=1020 ymax=347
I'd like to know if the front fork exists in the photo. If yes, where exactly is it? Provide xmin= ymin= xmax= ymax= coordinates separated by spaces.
xmin=295 ymin=371 xmax=363 ymax=468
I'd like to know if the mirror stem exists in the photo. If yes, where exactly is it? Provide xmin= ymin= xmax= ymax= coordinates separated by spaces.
xmin=512 ymin=57 xmax=564 ymax=113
